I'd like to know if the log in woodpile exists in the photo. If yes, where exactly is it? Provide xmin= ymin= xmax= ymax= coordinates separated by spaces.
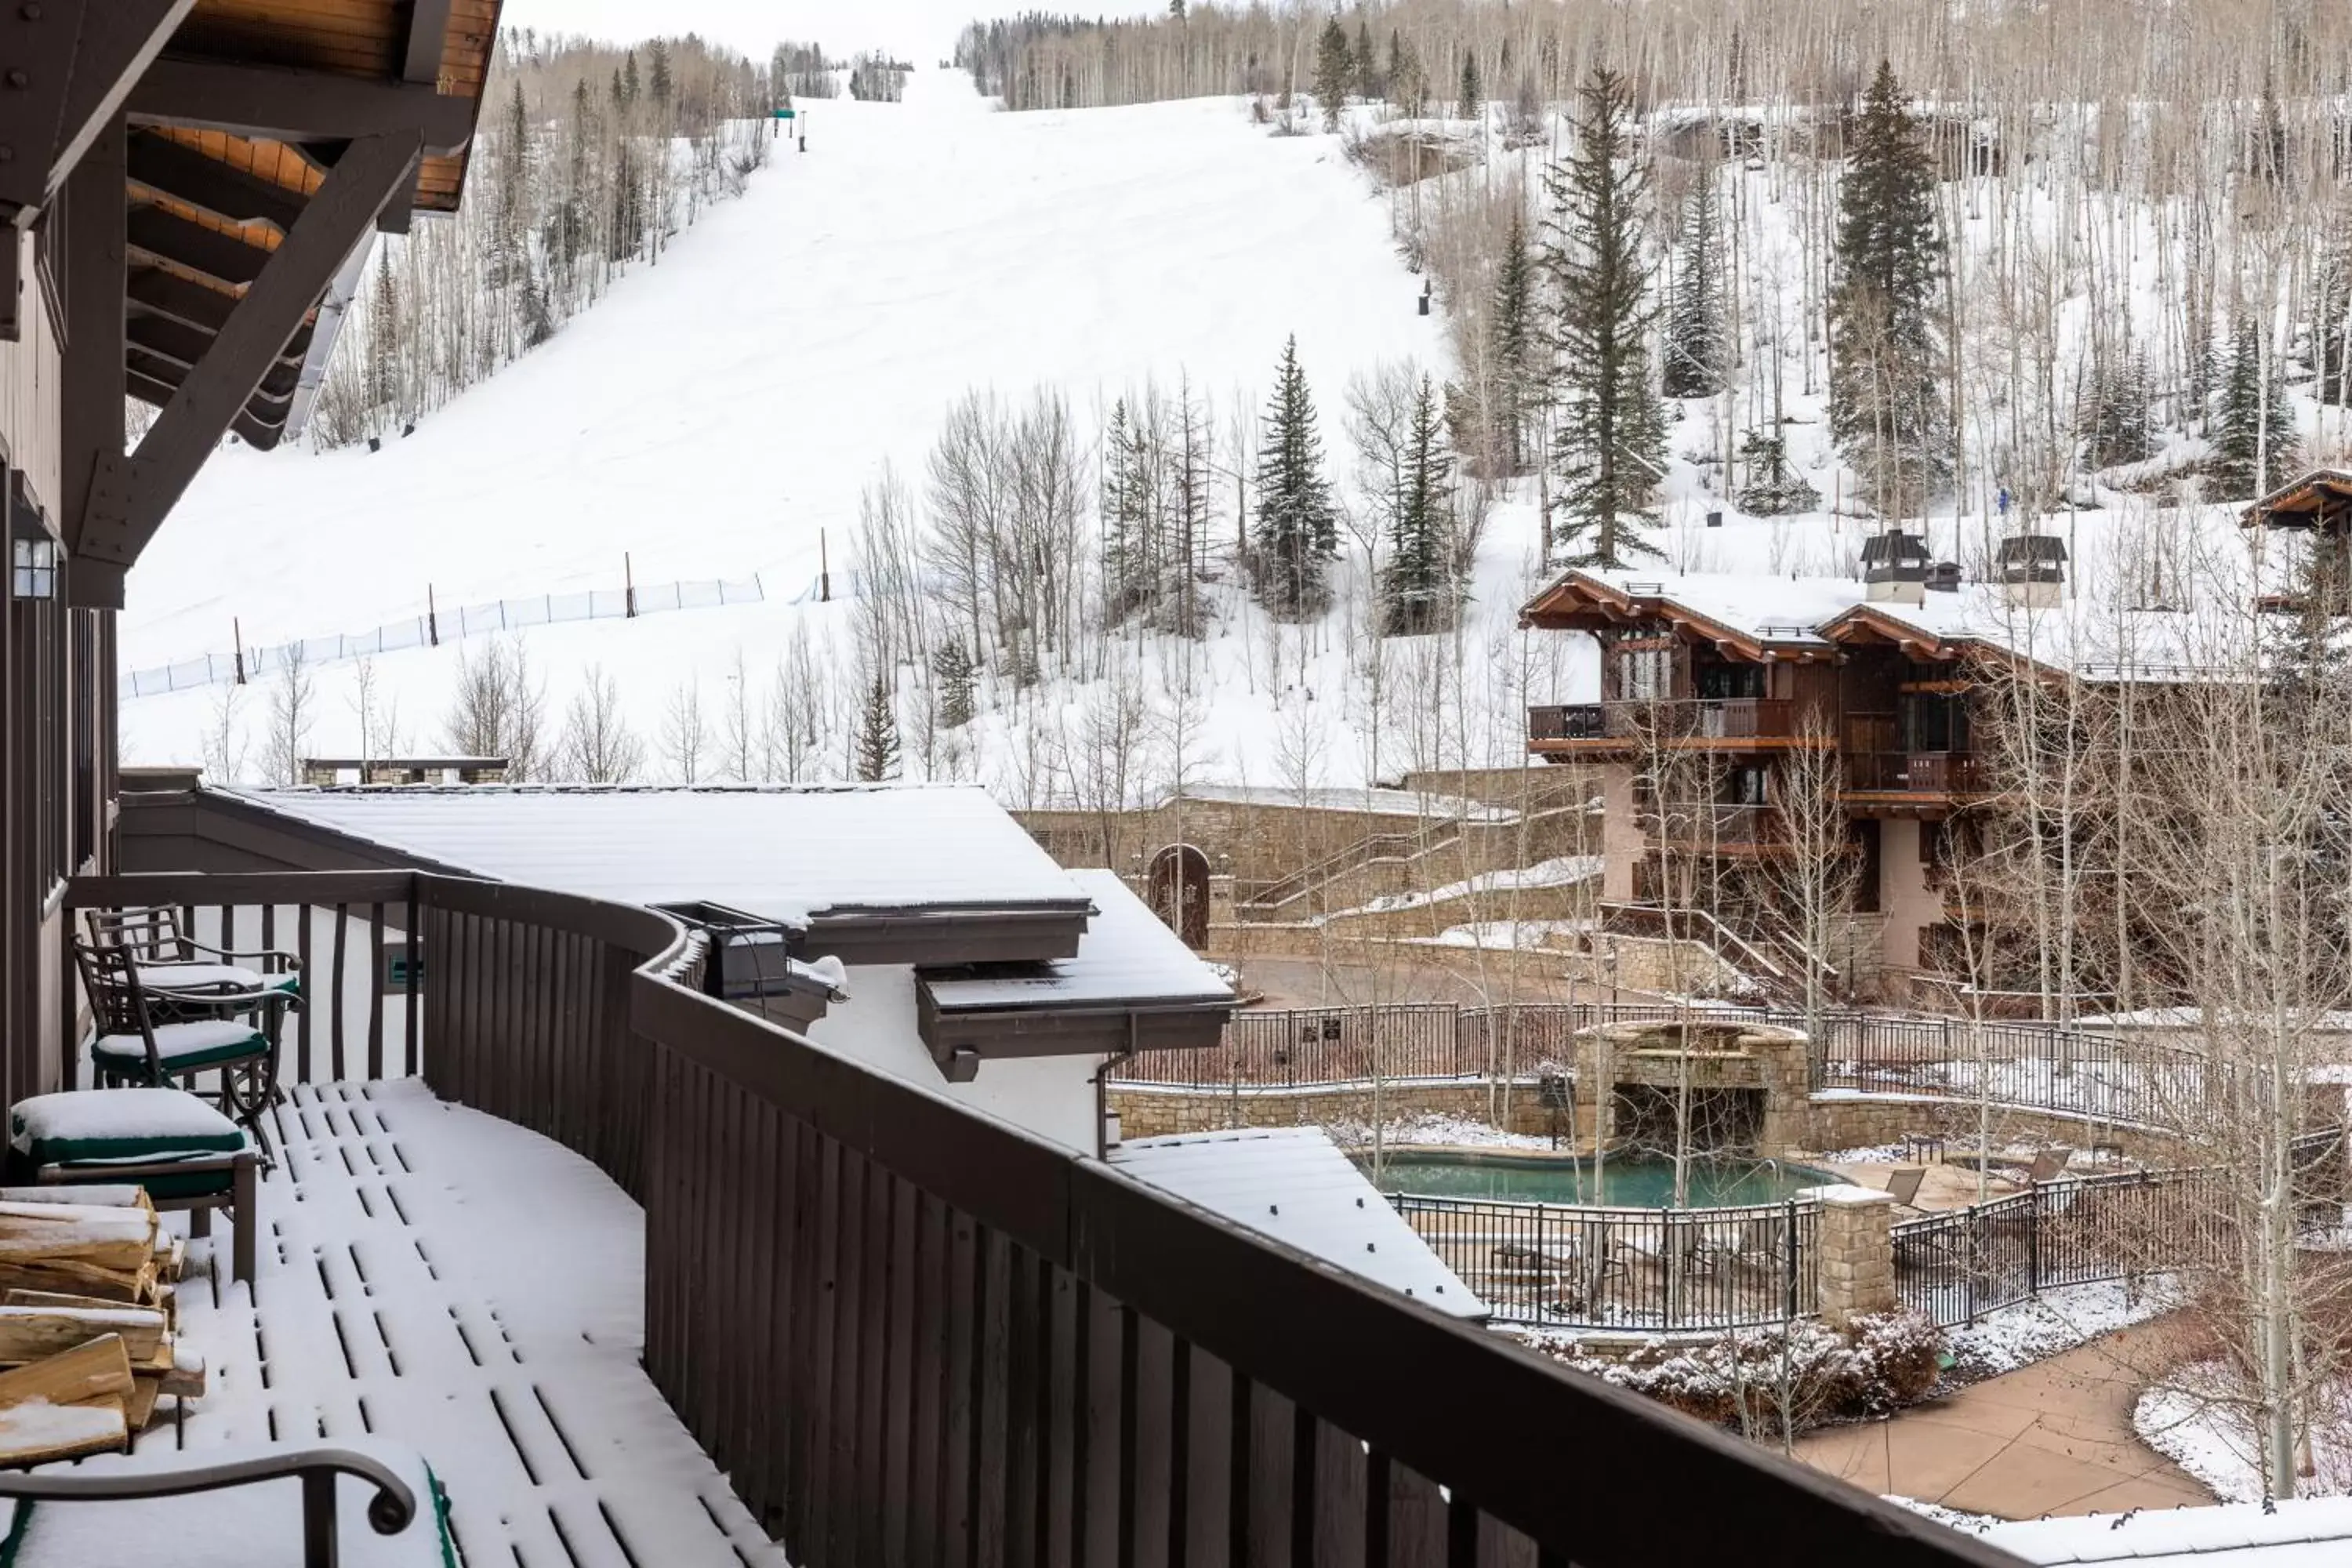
xmin=0 ymin=1189 xmax=206 ymax=1465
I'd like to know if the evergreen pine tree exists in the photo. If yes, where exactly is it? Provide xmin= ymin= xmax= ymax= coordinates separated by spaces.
xmin=1169 ymin=374 xmax=1212 ymax=637
xmin=366 ymin=245 xmax=401 ymax=429
xmin=1828 ymin=60 xmax=1948 ymax=515
xmin=1313 ymin=19 xmax=1352 ymax=132
xmin=935 ymin=642 xmax=978 ymax=730
xmin=1381 ymin=376 xmax=1456 ymax=633
xmin=1102 ymin=399 xmax=1160 ymax=620
xmin=1541 ymin=67 xmax=1667 ymax=567
xmin=1662 ymin=176 xmax=1728 ymax=399
xmin=1355 ymin=18 xmax=1381 ymax=101
xmin=1457 ymin=50 xmax=1482 ymax=122
xmin=2081 ymin=350 xmax=2153 ymax=470
xmin=2209 ymin=316 xmax=2300 ymax=498
xmin=854 ymin=672 xmax=902 ymax=782
xmin=2315 ymin=215 xmax=2352 ymax=407
xmin=1252 ymin=336 xmax=1339 ymax=617
xmin=1488 ymin=205 xmax=1537 ymax=472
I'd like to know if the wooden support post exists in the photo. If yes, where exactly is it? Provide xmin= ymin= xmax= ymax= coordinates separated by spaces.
xmin=626 ymin=553 xmax=637 ymax=618
xmin=819 ymin=528 xmax=831 ymax=603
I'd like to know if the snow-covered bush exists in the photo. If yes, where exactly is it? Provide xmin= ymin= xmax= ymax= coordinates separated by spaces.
xmin=1526 ymin=1310 xmax=1945 ymax=1430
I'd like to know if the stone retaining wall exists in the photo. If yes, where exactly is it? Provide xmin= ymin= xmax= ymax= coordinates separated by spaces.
xmin=1109 ymin=1080 xmax=1559 ymax=1139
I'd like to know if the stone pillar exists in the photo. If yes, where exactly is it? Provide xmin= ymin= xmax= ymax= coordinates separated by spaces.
xmin=1801 ymin=1185 xmax=1897 ymax=1329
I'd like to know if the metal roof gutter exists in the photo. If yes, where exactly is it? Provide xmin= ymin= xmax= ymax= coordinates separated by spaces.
xmin=283 ymin=230 xmax=375 ymax=443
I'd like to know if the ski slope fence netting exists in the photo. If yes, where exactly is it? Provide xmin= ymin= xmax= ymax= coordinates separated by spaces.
xmin=119 ymin=575 xmax=769 ymax=700
xmin=1107 ymin=1001 xmax=2212 ymax=1131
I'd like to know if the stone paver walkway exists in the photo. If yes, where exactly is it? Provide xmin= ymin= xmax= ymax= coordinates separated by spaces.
xmin=1794 ymin=1323 xmax=2211 ymax=1519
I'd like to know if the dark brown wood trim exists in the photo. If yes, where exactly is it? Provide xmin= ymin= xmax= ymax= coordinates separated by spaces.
xmin=404 ymin=0 xmax=456 ymax=85
xmin=0 ymin=1 xmax=194 ymax=223
xmin=129 ymin=56 xmax=481 ymax=154
xmin=84 ymin=131 xmax=421 ymax=572
xmin=60 ymin=115 xmax=125 ymax=555
xmin=127 ymin=129 xmax=309 ymax=233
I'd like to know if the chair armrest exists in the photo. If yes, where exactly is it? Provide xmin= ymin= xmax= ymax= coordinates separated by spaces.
xmin=179 ymin=941 xmax=301 ymax=972
xmin=143 ymin=984 xmax=284 ymax=1008
xmin=0 ymin=1445 xmax=416 ymax=1537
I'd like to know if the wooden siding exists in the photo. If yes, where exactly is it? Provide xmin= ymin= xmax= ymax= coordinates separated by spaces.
xmin=0 ymin=232 xmax=64 ymax=516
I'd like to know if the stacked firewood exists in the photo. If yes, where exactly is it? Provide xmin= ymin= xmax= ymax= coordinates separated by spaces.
xmin=0 ymin=1188 xmax=207 ymax=1464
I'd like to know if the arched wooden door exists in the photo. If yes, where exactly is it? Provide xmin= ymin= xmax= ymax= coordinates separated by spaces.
xmin=1146 ymin=843 xmax=1210 ymax=949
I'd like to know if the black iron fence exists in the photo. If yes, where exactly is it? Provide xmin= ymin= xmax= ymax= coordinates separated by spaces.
xmin=1112 ymin=1000 xmax=2202 ymax=1131
xmin=1395 ymin=1194 xmax=1820 ymax=1330
xmin=1893 ymin=1128 xmax=2344 ymax=1327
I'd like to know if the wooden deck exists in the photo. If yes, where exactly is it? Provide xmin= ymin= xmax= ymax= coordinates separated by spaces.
xmin=154 ymin=1080 xmax=784 ymax=1568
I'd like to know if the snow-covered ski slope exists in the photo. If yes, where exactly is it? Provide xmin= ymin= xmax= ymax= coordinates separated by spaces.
xmin=121 ymin=68 xmax=2285 ymax=795
xmin=125 ymin=70 xmax=1484 ymax=777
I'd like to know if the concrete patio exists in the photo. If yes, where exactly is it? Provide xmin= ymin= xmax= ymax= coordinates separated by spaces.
xmin=1794 ymin=1322 xmax=2209 ymax=1520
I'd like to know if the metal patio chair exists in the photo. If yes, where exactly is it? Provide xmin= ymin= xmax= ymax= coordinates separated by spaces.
xmin=71 ymin=938 xmax=281 ymax=1160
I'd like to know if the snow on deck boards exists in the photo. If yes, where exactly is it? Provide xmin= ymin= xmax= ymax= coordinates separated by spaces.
xmin=155 ymin=1080 xmax=779 ymax=1568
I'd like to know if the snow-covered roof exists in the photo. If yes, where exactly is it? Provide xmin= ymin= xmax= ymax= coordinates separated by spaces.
xmin=227 ymin=784 xmax=1091 ymax=928
xmin=924 ymin=870 xmax=1233 ymax=1013
xmin=1546 ymin=568 xmax=2212 ymax=681
xmin=1985 ymin=1497 xmax=2352 ymax=1566
xmin=1108 ymin=1127 xmax=1486 ymax=1319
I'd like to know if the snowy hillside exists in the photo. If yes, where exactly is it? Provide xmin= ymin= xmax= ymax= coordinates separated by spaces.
xmin=124 ymin=68 xmax=1573 ymax=794
xmin=121 ymin=67 xmax=2288 ymax=800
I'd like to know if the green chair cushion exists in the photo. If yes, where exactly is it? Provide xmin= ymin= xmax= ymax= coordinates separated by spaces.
xmin=9 ymin=1088 xmax=245 ymax=1171
xmin=92 ymin=1020 xmax=270 ymax=1076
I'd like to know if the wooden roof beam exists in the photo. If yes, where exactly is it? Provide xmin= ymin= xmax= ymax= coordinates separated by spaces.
xmin=127 ymin=130 xmax=307 ymax=233
xmin=123 ymin=366 xmax=275 ymax=446
xmin=129 ymin=318 xmax=305 ymax=398
xmin=405 ymin=0 xmax=456 ymax=85
xmin=129 ymin=202 xmax=270 ymax=286
xmin=78 ymin=130 xmax=423 ymax=601
xmin=129 ymin=57 xmax=477 ymax=154
xmin=0 ymin=1 xmax=194 ymax=230
xmin=129 ymin=267 xmax=315 ymax=360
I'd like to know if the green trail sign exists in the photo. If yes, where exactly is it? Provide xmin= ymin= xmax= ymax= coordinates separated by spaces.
xmin=773 ymin=107 xmax=797 ymax=119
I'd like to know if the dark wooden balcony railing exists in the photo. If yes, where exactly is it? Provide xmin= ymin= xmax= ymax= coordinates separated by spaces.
xmin=63 ymin=869 xmax=2017 ymax=1568
xmin=1528 ymin=702 xmax=1607 ymax=742
xmin=1530 ymin=701 xmax=1796 ymax=745
xmin=1845 ymin=752 xmax=1985 ymax=796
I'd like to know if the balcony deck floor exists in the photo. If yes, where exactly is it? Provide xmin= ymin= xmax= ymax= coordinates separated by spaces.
xmin=147 ymin=1079 xmax=786 ymax=1568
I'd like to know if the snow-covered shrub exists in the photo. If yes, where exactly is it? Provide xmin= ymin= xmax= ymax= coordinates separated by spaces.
xmin=1527 ymin=1310 xmax=1945 ymax=1431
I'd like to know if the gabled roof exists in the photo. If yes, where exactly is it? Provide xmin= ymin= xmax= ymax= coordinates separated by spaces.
xmin=1987 ymin=1495 xmax=2352 ymax=1565
xmin=2241 ymin=467 xmax=2352 ymax=532
xmin=1521 ymin=567 xmax=2209 ymax=683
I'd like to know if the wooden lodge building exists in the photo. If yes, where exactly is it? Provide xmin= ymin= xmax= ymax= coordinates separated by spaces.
xmin=1521 ymin=529 xmax=2172 ymax=1000
xmin=0 ymin=1 xmax=499 ymax=1109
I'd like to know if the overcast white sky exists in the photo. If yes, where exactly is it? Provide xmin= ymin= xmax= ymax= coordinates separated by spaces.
xmin=499 ymin=1 xmax=1160 ymax=65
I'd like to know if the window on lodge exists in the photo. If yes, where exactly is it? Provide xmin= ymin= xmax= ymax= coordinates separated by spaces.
xmin=1899 ymin=691 xmax=1971 ymax=753
xmin=1615 ymin=646 xmax=1672 ymax=702
xmin=1692 ymin=662 xmax=1765 ymax=701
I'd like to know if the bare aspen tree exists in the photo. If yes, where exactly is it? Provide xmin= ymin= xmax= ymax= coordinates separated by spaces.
xmin=557 ymin=664 xmax=646 ymax=783
xmin=662 ymin=678 xmax=709 ymax=784
xmin=264 ymin=646 xmax=316 ymax=786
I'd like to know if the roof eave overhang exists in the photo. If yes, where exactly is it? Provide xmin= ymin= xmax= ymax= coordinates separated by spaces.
xmin=916 ymin=989 xmax=1236 ymax=1074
